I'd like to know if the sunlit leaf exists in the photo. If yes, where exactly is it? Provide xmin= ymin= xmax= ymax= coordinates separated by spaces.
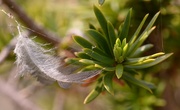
xmin=84 ymin=78 xmax=103 ymax=104
xmin=116 ymin=64 xmax=124 ymax=79
xmin=125 ymin=53 xmax=173 ymax=69
xmin=103 ymin=72 xmax=114 ymax=95
xmin=125 ymin=52 xmax=165 ymax=64
xmin=75 ymin=52 xmax=92 ymax=59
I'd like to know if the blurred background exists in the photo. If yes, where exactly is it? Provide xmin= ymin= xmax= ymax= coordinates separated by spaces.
xmin=0 ymin=0 xmax=179 ymax=110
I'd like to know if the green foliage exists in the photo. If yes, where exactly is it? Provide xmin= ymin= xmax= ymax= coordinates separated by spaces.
xmin=66 ymin=5 xmax=172 ymax=103
xmin=0 ymin=0 xmax=179 ymax=110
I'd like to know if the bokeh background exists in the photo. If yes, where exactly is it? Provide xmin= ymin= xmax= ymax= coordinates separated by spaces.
xmin=0 ymin=0 xmax=180 ymax=110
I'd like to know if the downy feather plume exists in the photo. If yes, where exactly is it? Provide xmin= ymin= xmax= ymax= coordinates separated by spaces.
xmin=14 ymin=26 xmax=100 ymax=88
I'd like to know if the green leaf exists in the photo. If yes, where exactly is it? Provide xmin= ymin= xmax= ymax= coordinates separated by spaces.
xmin=93 ymin=5 xmax=108 ymax=37
xmin=124 ymin=68 xmax=139 ymax=75
xmin=79 ymin=59 xmax=97 ymax=65
xmin=87 ymin=29 xmax=110 ymax=53
xmin=121 ymin=38 xmax=126 ymax=48
xmin=125 ymin=53 xmax=173 ymax=69
xmin=89 ymin=23 xmax=96 ymax=30
xmin=98 ymin=0 xmax=105 ymax=5
xmin=75 ymin=52 xmax=92 ymax=59
xmin=113 ymin=47 xmax=123 ymax=62
xmin=84 ymin=78 xmax=103 ymax=104
xmin=65 ymin=58 xmax=85 ymax=65
xmin=127 ymin=12 xmax=160 ymax=56
xmin=107 ymin=21 xmax=117 ymax=50
xmin=125 ymin=52 xmax=165 ymax=64
xmin=123 ymin=72 xmax=155 ymax=93
xmin=73 ymin=36 xmax=93 ymax=49
xmin=83 ymin=48 xmax=115 ymax=65
xmin=116 ymin=64 xmax=124 ymax=79
xmin=118 ymin=23 xmax=123 ymax=37
xmin=103 ymin=73 xmax=114 ymax=95
xmin=73 ymin=35 xmax=108 ymax=57
xmin=78 ymin=65 xmax=97 ymax=72
xmin=143 ymin=12 xmax=160 ymax=34
xmin=84 ymin=86 xmax=102 ymax=104
xmin=122 ymin=43 xmax=129 ymax=58
xmin=95 ymin=64 xmax=115 ymax=71
xmin=127 ymin=59 xmax=156 ymax=65
xmin=129 ymin=14 xmax=149 ymax=45
xmin=130 ymin=44 xmax=153 ymax=57
xmin=127 ymin=26 xmax=156 ymax=56
xmin=119 ymin=8 xmax=132 ymax=40
xmin=79 ymin=59 xmax=105 ymax=66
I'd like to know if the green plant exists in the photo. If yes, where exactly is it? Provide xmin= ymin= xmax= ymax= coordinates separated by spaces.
xmin=66 ymin=5 xmax=172 ymax=104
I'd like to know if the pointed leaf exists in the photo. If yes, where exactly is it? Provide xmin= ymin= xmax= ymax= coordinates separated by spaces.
xmin=103 ymin=73 xmax=114 ymax=95
xmin=125 ymin=53 xmax=173 ymax=69
xmin=116 ymin=64 xmax=124 ymax=79
xmin=118 ymin=23 xmax=123 ymax=37
xmin=93 ymin=5 xmax=108 ymax=37
xmin=127 ymin=26 xmax=156 ymax=56
xmin=89 ymin=23 xmax=96 ymax=30
xmin=84 ymin=78 xmax=103 ymax=104
xmin=79 ymin=59 xmax=105 ymax=66
xmin=73 ymin=36 xmax=108 ymax=57
xmin=127 ymin=12 xmax=160 ymax=56
xmin=107 ymin=21 xmax=117 ymax=50
xmin=125 ymin=52 xmax=165 ymax=64
xmin=129 ymin=14 xmax=149 ymax=45
xmin=119 ymin=9 xmax=132 ymax=40
xmin=65 ymin=58 xmax=86 ymax=65
xmin=75 ymin=52 xmax=92 ymax=59
xmin=143 ymin=12 xmax=160 ymax=34
xmin=78 ymin=65 xmax=97 ymax=72
xmin=73 ymin=36 xmax=93 ymax=49
xmin=87 ymin=29 xmax=110 ymax=53
xmin=122 ymin=43 xmax=129 ymax=58
xmin=95 ymin=64 xmax=115 ymax=71
xmin=84 ymin=86 xmax=102 ymax=104
xmin=83 ymin=48 xmax=115 ymax=65
xmin=130 ymin=44 xmax=153 ymax=57
xmin=79 ymin=59 xmax=96 ymax=65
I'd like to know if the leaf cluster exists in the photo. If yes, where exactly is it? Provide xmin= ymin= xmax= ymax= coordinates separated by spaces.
xmin=66 ymin=5 xmax=172 ymax=104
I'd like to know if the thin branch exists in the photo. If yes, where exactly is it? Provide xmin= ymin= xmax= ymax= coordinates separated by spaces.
xmin=0 ymin=36 xmax=17 ymax=65
xmin=0 ymin=78 xmax=42 ymax=110
xmin=2 ymin=0 xmax=60 ymax=45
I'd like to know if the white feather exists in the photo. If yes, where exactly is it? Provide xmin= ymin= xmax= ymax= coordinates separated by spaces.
xmin=14 ymin=26 xmax=100 ymax=87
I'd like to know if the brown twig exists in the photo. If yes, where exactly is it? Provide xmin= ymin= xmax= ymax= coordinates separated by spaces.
xmin=0 ymin=36 xmax=17 ymax=64
xmin=2 ymin=0 xmax=60 ymax=45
